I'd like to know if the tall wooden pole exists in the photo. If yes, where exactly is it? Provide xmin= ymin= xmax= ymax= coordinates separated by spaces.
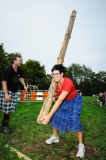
xmin=37 ymin=10 xmax=77 ymax=123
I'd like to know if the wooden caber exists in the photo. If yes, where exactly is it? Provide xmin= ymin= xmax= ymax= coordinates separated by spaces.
xmin=37 ymin=10 xmax=77 ymax=124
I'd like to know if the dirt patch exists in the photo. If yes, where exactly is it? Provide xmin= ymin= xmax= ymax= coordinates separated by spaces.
xmin=10 ymin=138 xmax=19 ymax=143
xmin=20 ymin=138 xmax=104 ymax=159
xmin=9 ymin=136 xmax=105 ymax=159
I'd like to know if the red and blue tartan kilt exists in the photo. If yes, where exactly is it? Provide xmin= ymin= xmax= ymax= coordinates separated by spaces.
xmin=49 ymin=93 xmax=83 ymax=133
xmin=0 ymin=90 xmax=18 ymax=112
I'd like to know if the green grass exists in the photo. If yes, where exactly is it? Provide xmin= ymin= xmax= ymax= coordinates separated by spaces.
xmin=0 ymin=97 xmax=106 ymax=160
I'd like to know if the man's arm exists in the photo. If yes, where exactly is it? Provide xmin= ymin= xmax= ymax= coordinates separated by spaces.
xmin=19 ymin=78 xmax=28 ymax=92
xmin=2 ymin=81 xmax=11 ymax=102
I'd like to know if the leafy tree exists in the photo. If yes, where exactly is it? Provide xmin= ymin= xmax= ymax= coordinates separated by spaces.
xmin=67 ymin=64 xmax=106 ymax=95
xmin=93 ymin=71 xmax=106 ymax=94
xmin=67 ymin=63 xmax=93 ymax=95
xmin=0 ymin=43 xmax=9 ymax=87
xmin=1 ymin=44 xmax=106 ymax=93
xmin=21 ymin=60 xmax=50 ymax=90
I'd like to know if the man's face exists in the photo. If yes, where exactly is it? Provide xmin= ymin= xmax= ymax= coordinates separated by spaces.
xmin=14 ymin=57 xmax=22 ymax=66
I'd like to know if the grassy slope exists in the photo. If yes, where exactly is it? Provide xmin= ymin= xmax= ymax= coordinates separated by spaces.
xmin=0 ymin=97 xmax=106 ymax=160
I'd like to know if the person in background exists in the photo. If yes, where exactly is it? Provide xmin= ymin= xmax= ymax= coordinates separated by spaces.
xmin=80 ymin=91 xmax=82 ymax=96
xmin=41 ymin=64 xmax=85 ymax=158
xmin=98 ymin=92 xmax=105 ymax=107
xmin=0 ymin=54 xmax=27 ymax=134
xmin=102 ymin=91 xmax=106 ymax=105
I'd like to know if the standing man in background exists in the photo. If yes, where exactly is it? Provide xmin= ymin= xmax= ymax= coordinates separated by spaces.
xmin=0 ymin=54 xmax=27 ymax=134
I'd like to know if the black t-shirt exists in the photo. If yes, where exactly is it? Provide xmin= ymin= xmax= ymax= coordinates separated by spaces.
xmin=2 ymin=65 xmax=23 ymax=92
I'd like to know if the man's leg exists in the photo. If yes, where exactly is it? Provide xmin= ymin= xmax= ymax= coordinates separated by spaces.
xmin=0 ymin=112 xmax=12 ymax=134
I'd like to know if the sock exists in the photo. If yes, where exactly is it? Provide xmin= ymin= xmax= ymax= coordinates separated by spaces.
xmin=3 ymin=113 xmax=10 ymax=121
xmin=79 ymin=143 xmax=84 ymax=146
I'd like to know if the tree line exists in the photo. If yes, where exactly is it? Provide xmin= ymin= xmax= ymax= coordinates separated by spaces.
xmin=0 ymin=43 xmax=106 ymax=95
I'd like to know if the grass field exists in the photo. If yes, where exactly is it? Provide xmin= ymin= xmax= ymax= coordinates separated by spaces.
xmin=0 ymin=96 xmax=106 ymax=160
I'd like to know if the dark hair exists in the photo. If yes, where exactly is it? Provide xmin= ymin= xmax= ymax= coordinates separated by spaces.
xmin=51 ymin=64 xmax=66 ymax=74
xmin=11 ymin=54 xmax=22 ymax=64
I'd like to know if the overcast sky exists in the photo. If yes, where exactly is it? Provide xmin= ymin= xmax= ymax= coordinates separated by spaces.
xmin=0 ymin=0 xmax=106 ymax=74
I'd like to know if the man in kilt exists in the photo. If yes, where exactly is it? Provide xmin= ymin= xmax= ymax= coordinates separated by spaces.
xmin=0 ymin=54 xmax=27 ymax=134
xmin=41 ymin=64 xmax=85 ymax=158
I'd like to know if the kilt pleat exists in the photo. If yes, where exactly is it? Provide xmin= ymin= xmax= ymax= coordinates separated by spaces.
xmin=0 ymin=90 xmax=18 ymax=112
xmin=49 ymin=93 xmax=83 ymax=133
